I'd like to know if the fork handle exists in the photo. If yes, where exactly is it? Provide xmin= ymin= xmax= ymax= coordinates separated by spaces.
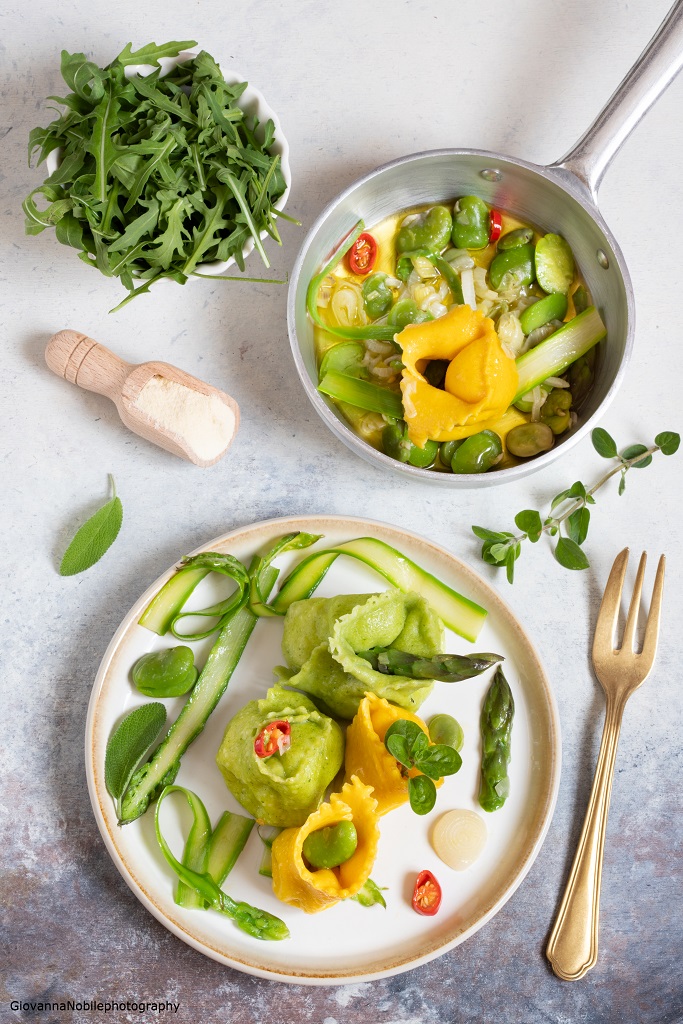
xmin=546 ymin=694 xmax=625 ymax=980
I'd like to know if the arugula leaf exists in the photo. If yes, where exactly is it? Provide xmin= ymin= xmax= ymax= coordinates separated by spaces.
xmin=59 ymin=475 xmax=123 ymax=575
xmin=116 ymin=40 xmax=198 ymax=67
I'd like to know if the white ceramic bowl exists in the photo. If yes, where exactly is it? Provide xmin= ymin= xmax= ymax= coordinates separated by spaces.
xmin=46 ymin=48 xmax=290 ymax=277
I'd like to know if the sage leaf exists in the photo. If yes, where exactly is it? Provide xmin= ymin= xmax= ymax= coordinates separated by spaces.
xmin=620 ymin=443 xmax=652 ymax=468
xmin=655 ymin=431 xmax=680 ymax=456
xmin=555 ymin=537 xmax=590 ymax=570
xmin=592 ymin=427 xmax=618 ymax=458
xmin=59 ymin=475 xmax=123 ymax=575
xmin=105 ymin=702 xmax=166 ymax=803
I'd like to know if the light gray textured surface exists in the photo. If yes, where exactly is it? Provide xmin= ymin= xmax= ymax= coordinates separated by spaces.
xmin=2 ymin=0 xmax=682 ymax=1021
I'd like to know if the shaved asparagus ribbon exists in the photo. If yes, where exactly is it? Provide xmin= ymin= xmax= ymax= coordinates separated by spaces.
xmin=155 ymin=786 xmax=288 ymax=941
xmin=140 ymin=552 xmax=251 ymax=640
xmin=257 ymin=536 xmax=487 ymax=643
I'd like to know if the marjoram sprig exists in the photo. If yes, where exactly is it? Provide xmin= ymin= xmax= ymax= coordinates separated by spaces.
xmin=472 ymin=429 xmax=680 ymax=583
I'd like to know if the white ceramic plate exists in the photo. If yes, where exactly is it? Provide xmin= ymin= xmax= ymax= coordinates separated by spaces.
xmin=86 ymin=515 xmax=560 ymax=985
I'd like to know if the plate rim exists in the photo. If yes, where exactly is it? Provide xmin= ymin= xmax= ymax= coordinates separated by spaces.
xmin=85 ymin=513 xmax=561 ymax=985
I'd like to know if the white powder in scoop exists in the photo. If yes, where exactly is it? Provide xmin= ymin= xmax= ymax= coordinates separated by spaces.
xmin=134 ymin=375 xmax=236 ymax=461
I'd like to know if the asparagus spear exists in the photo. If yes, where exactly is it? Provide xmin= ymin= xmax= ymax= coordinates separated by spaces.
xmin=356 ymin=648 xmax=503 ymax=681
xmin=478 ymin=666 xmax=514 ymax=812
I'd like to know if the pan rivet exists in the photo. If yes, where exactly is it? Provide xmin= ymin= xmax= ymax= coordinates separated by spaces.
xmin=597 ymin=249 xmax=609 ymax=269
xmin=480 ymin=168 xmax=502 ymax=182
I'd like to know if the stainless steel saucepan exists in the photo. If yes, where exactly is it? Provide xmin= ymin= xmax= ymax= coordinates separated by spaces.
xmin=288 ymin=2 xmax=683 ymax=486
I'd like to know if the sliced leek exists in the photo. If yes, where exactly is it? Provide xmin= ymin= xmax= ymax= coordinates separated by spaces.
xmin=318 ymin=371 xmax=404 ymax=418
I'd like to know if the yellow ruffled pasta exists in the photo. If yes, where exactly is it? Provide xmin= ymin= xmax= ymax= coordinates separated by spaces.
xmin=271 ymin=775 xmax=380 ymax=914
xmin=344 ymin=692 xmax=442 ymax=815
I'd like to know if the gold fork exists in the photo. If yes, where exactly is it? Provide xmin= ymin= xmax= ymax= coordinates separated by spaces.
xmin=546 ymin=548 xmax=665 ymax=981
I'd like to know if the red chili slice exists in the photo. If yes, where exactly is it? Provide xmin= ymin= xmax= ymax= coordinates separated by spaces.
xmin=488 ymin=209 xmax=502 ymax=244
xmin=347 ymin=232 xmax=378 ymax=275
xmin=412 ymin=869 xmax=442 ymax=916
xmin=254 ymin=720 xmax=291 ymax=758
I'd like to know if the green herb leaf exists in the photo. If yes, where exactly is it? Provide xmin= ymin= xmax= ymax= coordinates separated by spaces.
xmin=567 ymin=481 xmax=588 ymax=501
xmin=514 ymin=510 xmax=542 ymax=542
xmin=385 ymin=732 xmax=412 ymax=769
xmin=620 ymin=444 xmax=652 ymax=468
xmin=415 ymin=745 xmax=462 ymax=780
xmin=472 ymin=526 xmax=510 ymax=543
xmin=59 ymin=475 xmax=123 ymax=575
xmin=489 ymin=542 xmax=512 ymax=562
xmin=116 ymin=40 xmax=198 ymax=67
xmin=408 ymin=775 xmax=437 ymax=815
xmin=105 ymin=702 xmax=166 ymax=804
xmin=592 ymin=427 xmax=618 ymax=459
xmin=566 ymin=507 xmax=591 ymax=546
xmin=505 ymin=544 xmax=520 ymax=585
xmin=350 ymin=878 xmax=387 ymax=909
xmin=618 ymin=471 xmax=627 ymax=496
xmin=555 ymin=537 xmax=590 ymax=570
xmin=655 ymin=431 xmax=680 ymax=456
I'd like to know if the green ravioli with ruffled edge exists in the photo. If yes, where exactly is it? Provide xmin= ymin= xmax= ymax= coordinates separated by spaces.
xmin=216 ymin=686 xmax=344 ymax=827
xmin=277 ymin=590 xmax=444 ymax=720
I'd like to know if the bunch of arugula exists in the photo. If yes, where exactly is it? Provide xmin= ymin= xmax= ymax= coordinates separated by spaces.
xmin=25 ymin=41 xmax=289 ymax=310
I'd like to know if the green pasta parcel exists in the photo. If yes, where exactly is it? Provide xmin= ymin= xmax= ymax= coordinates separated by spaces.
xmin=277 ymin=590 xmax=444 ymax=720
xmin=216 ymin=687 xmax=344 ymax=828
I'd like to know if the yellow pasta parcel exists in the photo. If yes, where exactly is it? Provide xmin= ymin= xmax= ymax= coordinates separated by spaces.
xmin=271 ymin=776 xmax=379 ymax=914
xmin=344 ymin=692 xmax=442 ymax=815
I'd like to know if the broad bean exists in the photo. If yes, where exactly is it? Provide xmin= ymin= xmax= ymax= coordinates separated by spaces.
xmin=451 ymin=195 xmax=489 ymax=250
xmin=361 ymin=273 xmax=393 ymax=319
xmin=396 ymin=206 xmax=452 ymax=254
xmin=450 ymin=430 xmax=503 ymax=473
xmin=132 ymin=646 xmax=198 ymax=698
xmin=488 ymin=243 xmax=535 ymax=292
xmin=506 ymin=422 xmax=554 ymax=458
xmin=302 ymin=821 xmax=358 ymax=869
xmin=541 ymin=388 xmax=573 ymax=434
xmin=387 ymin=299 xmax=433 ymax=329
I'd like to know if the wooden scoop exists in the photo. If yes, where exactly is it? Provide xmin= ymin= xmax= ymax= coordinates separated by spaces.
xmin=45 ymin=330 xmax=240 ymax=467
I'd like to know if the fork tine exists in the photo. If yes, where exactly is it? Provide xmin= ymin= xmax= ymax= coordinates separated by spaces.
xmin=640 ymin=555 xmax=666 ymax=668
xmin=593 ymin=548 xmax=629 ymax=657
xmin=621 ymin=552 xmax=647 ymax=652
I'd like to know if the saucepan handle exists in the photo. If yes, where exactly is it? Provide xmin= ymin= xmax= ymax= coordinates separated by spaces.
xmin=550 ymin=0 xmax=683 ymax=201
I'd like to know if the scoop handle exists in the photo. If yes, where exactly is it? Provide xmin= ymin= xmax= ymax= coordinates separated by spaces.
xmin=550 ymin=0 xmax=683 ymax=200
xmin=46 ymin=330 xmax=132 ymax=401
